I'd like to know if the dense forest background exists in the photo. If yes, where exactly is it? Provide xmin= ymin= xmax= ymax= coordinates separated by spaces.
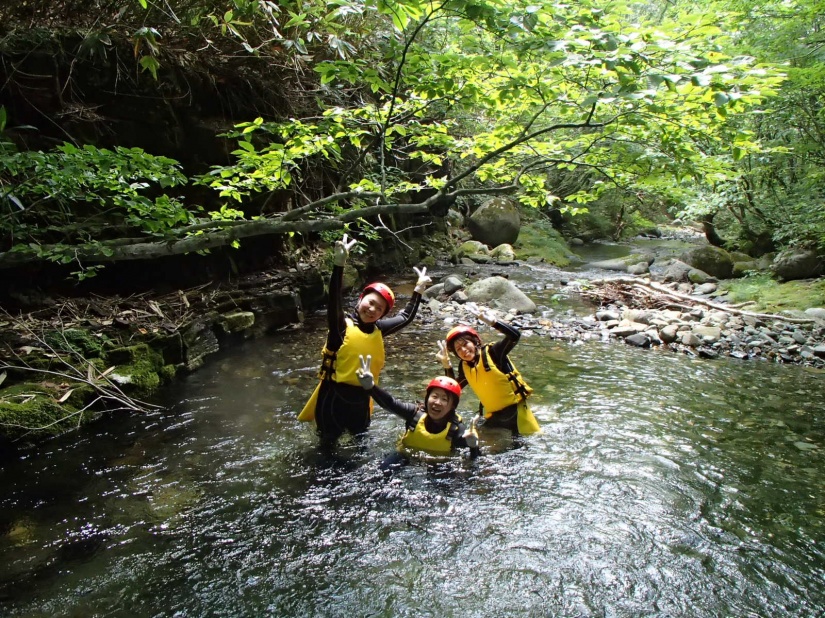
xmin=1 ymin=0 xmax=823 ymax=293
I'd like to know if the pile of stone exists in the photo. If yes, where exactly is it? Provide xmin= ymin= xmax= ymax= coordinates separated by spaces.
xmin=421 ymin=272 xmax=825 ymax=368
xmin=591 ymin=301 xmax=825 ymax=365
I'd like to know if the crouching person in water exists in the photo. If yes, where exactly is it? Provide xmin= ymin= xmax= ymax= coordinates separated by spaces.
xmin=298 ymin=234 xmax=431 ymax=450
xmin=355 ymin=355 xmax=480 ymax=465
xmin=438 ymin=305 xmax=541 ymax=436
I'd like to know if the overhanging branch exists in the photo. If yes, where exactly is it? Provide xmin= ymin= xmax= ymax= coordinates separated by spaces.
xmin=0 ymin=200 xmax=432 ymax=268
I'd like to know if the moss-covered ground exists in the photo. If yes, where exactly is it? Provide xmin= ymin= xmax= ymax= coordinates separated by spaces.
xmin=719 ymin=274 xmax=825 ymax=313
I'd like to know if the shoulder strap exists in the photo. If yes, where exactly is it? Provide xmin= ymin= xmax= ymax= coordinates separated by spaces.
xmin=319 ymin=346 xmax=336 ymax=380
xmin=410 ymin=406 xmax=426 ymax=429
xmin=480 ymin=344 xmax=493 ymax=372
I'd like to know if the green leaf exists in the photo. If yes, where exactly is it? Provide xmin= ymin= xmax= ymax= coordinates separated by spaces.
xmin=139 ymin=56 xmax=160 ymax=80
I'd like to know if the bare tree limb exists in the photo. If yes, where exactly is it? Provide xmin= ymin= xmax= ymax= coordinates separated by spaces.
xmin=588 ymin=277 xmax=816 ymax=324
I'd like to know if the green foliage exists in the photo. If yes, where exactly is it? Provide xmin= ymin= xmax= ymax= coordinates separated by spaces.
xmin=660 ymin=0 xmax=825 ymax=252
xmin=2 ymin=0 xmax=808 ymax=275
xmin=0 ymin=141 xmax=195 ymax=268
xmin=201 ymin=0 xmax=786 ymax=225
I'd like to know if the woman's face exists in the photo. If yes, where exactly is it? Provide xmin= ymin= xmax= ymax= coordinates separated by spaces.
xmin=453 ymin=336 xmax=478 ymax=362
xmin=357 ymin=292 xmax=388 ymax=323
xmin=426 ymin=387 xmax=454 ymax=421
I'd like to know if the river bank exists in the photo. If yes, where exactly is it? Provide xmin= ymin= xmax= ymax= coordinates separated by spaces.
xmin=1 ymin=223 xmax=823 ymax=452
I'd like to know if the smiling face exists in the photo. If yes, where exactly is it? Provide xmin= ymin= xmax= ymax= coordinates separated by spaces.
xmin=357 ymin=292 xmax=389 ymax=323
xmin=452 ymin=335 xmax=478 ymax=363
xmin=426 ymin=387 xmax=455 ymax=422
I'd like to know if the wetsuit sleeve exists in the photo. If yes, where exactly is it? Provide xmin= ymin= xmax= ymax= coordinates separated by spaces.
xmin=445 ymin=364 xmax=468 ymax=389
xmin=486 ymin=320 xmax=520 ymax=371
xmin=449 ymin=419 xmax=481 ymax=458
xmin=324 ymin=265 xmax=347 ymax=352
xmin=368 ymin=384 xmax=419 ymax=425
xmin=376 ymin=292 xmax=422 ymax=337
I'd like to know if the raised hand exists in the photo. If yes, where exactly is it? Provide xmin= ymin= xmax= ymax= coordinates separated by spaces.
xmin=436 ymin=339 xmax=452 ymax=369
xmin=333 ymin=233 xmax=358 ymax=266
xmin=466 ymin=303 xmax=497 ymax=326
xmin=356 ymin=354 xmax=374 ymax=390
xmin=413 ymin=266 xmax=432 ymax=294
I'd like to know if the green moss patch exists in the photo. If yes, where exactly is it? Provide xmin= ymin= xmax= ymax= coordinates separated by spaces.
xmin=514 ymin=217 xmax=576 ymax=266
xmin=105 ymin=344 xmax=169 ymax=397
xmin=44 ymin=328 xmax=111 ymax=358
xmin=719 ymin=274 xmax=825 ymax=313
xmin=0 ymin=382 xmax=93 ymax=442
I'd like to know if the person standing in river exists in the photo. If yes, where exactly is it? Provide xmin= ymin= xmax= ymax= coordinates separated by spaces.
xmin=298 ymin=234 xmax=432 ymax=450
xmin=437 ymin=304 xmax=541 ymax=436
xmin=354 ymin=354 xmax=480 ymax=464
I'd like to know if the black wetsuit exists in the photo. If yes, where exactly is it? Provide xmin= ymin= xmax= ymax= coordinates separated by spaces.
xmin=446 ymin=320 xmax=523 ymax=434
xmin=368 ymin=385 xmax=478 ymax=454
xmin=314 ymin=265 xmax=421 ymax=446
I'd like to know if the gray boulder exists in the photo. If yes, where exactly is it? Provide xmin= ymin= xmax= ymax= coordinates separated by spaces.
xmin=805 ymin=308 xmax=825 ymax=321
xmin=468 ymin=197 xmax=521 ymax=246
xmin=465 ymin=276 xmax=536 ymax=314
xmin=771 ymin=248 xmax=823 ymax=281
xmin=442 ymin=276 xmax=464 ymax=295
xmin=680 ymin=245 xmax=734 ymax=279
xmin=662 ymin=259 xmax=693 ymax=283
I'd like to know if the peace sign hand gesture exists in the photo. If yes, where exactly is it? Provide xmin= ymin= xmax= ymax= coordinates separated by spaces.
xmin=413 ymin=266 xmax=432 ymax=294
xmin=333 ymin=233 xmax=358 ymax=266
xmin=356 ymin=354 xmax=374 ymax=390
xmin=436 ymin=339 xmax=452 ymax=369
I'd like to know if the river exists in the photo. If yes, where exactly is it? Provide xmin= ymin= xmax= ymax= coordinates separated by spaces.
xmin=1 ymin=241 xmax=824 ymax=617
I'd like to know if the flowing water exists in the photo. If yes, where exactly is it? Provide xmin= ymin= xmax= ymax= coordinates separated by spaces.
xmin=2 ymin=249 xmax=824 ymax=617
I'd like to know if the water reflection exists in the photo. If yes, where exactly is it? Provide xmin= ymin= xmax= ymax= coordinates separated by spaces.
xmin=1 ymin=311 xmax=824 ymax=617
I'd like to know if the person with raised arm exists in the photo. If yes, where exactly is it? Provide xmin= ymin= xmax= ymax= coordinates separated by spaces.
xmin=355 ymin=354 xmax=480 ymax=460
xmin=298 ymin=234 xmax=431 ymax=450
xmin=437 ymin=304 xmax=541 ymax=435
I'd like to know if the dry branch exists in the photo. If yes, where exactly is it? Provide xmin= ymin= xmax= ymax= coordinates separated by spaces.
xmin=587 ymin=277 xmax=816 ymax=324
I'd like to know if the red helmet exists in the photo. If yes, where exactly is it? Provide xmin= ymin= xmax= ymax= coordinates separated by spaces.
xmin=445 ymin=324 xmax=480 ymax=354
xmin=426 ymin=376 xmax=462 ymax=405
xmin=360 ymin=282 xmax=395 ymax=316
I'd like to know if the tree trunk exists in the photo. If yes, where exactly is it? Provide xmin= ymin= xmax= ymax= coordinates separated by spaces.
xmin=701 ymin=214 xmax=725 ymax=247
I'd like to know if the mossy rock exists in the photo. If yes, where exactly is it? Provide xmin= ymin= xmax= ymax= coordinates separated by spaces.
xmin=456 ymin=240 xmax=490 ymax=258
xmin=680 ymin=245 xmax=734 ymax=279
xmin=105 ymin=344 xmax=169 ymax=397
xmin=142 ymin=331 xmax=185 ymax=366
xmin=43 ymin=328 xmax=110 ymax=359
xmin=159 ymin=364 xmax=178 ymax=382
xmin=105 ymin=342 xmax=160 ymax=366
xmin=0 ymin=382 xmax=95 ymax=442
xmin=218 ymin=311 xmax=256 ymax=335
xmin=514 ymin=219 xmax=577 ymax=266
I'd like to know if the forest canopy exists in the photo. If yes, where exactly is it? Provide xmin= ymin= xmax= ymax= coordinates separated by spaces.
xmin=0 ymin=0 xmax=821 ymax=277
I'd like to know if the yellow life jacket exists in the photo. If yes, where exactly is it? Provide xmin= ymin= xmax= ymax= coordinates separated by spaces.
xmin=462 ymin=344 xmax=532 ymax=413
xmin=462 ymin=345 xmax=540 ymax=435
xmin=321 ymin=317 xmax=385 ymax=386
xmin=297 ymin=318 xmax=385 ymax=422
xmin=400 ymin=412 xmax=463 ymax=455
